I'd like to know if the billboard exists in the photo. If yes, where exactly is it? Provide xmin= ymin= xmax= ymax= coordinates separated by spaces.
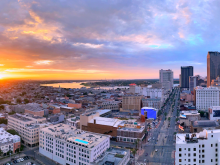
xmin=141 ymin=108 xmax=156 ymax=119
xmin=213 ymin=110 xmax=220 ymax=117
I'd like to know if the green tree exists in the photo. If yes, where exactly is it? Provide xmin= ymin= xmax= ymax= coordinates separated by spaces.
xmin=7 ymin=129 xmax=19 ymax=136
xmin=24 ymin=99 xmax=29 ymax=104
xmin=8 ymin=111 xmax=16 ymax=115
xmin=16 ymin=98 xmax=22 ymax=104
xmin=164 ymin=112 xmax=167 ymax=117
xmin=0 ymin=118 xmax=7 ymax=124
xmin=0 ymin=149 xmax=3 ymax=156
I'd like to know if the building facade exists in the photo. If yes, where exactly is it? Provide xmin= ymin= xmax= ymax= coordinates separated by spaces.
xmin=39 ymin=124 xmax=110 ymax=165
xmin=207 ymin=51 xmax=220 ymax=87
xmin=181 ymin=66 xmax=193 ymax=89
xmin=195 ymin=87 xmax=219 ymax=110
xmin=159 ymin=69 xmax=173 ymax=91
xmin=189 ymin=76 xmax=199 ymax=92
xmin=142 ymin=98 xmax=161 ymax=109
xmin=209 ymin=106 xmax=220 ymax=121
xmin=122 ymin=95 xmax=143 ymax=111
xmin=8 ymin=113 xmax=47 ymax=147
xmin=175 ymin=129 xmax=220 ymax=165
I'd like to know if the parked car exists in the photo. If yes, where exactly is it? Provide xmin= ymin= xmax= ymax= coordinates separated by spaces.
xmin=16 ymin=159 xmax=20 ymax=163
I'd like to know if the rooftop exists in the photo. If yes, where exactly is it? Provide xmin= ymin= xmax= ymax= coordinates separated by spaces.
xmin=89 ymin=117 xmax=122 ymax=127
xmin=0 ymin=128 xmax=20 ymax=145
xmin=91 ymin=148 xmax=129 ymax=165
xmin=41 ymin=124 xmax=110 ymax=149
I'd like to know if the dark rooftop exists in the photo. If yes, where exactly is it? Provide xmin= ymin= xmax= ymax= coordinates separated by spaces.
xmin=192 ymin=120 xmax=219 ymax=127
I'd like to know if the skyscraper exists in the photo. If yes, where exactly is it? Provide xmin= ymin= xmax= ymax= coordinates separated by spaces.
xmin=181 ymin=66 xmax=193 ymax=88
xmin=159 ymin=69 xmax=173 ymax=91
xmin=189 ymin=76 xmax=198 ymax=92
xmin=207 ymin=51 xmax=220 ymax=87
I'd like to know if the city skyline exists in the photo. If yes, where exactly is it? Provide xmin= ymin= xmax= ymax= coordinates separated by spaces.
xmin=0 ymin=0 xmax=219 ymax=80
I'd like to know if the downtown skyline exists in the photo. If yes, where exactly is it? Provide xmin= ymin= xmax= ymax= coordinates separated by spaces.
xmin=0 ymin=0 xmax=219 ymax=80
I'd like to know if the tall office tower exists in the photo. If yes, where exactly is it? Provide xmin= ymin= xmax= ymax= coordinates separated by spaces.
xmin=179 ymin=74 xmax=181 ymax=87
xmin=189 ymin=76 xmax=199 ymax=92
xmin=159 ymin=69 xmax=173 ymax=91
xmin=207 ymin=51 xmax=220 ymax=87
xmin=181 ymin=66 xmax=193 ymax=89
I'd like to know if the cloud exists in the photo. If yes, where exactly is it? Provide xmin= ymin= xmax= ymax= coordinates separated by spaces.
xmin=34 ymin=60 xmax=53 ymax=65
xmin=0 ymin=64 xmax=4 ymax=66
xmin=0 ymin=0 xmax=219 ymax=79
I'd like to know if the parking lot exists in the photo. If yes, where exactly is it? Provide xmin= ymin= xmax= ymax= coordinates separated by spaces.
xmin=2 ymin=156 xmax=40 ymax=165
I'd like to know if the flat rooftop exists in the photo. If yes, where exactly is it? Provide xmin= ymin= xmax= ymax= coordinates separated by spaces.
xmin=91 ymin=148 xmax=129 ymax=165
xmin=88 ymin=117 xmax=122 ymax=127
xmin=96 ymin=109 xmax=111 ymax=115
xmin=41 ymin=124 xmax=110 ymax=149
xmin=0 ymin=128 xmax=20 ymax=145
xmin=176 ymin=129 xmax=220 ymax=145
xmin=192 ymin=120 xmax=219 ymax=127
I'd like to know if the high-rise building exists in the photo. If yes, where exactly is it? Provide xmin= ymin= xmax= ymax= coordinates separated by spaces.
xmin=179 ymin=74 xmax=181 ymax=87
xmin=159 ymin=69 xmax=173 ymax=91
xmin=189 ymin=76 xmax=199 ymax=92
xmin=207 ymin=51 xmax=220 ymax=87
xmin=181 ymin=66 xmax=193 ymax=88
xmin=175 ymin=129 xmax=220 ymax=165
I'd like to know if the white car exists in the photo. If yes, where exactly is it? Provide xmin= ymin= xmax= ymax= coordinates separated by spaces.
xmin=20 ymin=158 xmax=24 ymax=162
xmin=17 ymin=159 xmax=20 ymax=162
xmin=155 ymin=149 xmax=158 ymax=152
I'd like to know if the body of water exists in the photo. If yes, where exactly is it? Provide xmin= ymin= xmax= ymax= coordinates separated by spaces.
xmin=41 ymin=82 xmax=86 ymax=88
xmin=41 ymin=82 xmax=129 ymax=90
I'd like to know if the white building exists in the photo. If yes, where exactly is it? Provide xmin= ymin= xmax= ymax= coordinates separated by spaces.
xmin=175 ymin=129 xmax=220 ymax=165
xmin=159 ymin=69 xmax=173 ymax=91
xmin=209 ymin=106 xmax=220 ymax=121
xmin=39 ymin=124 xmax=110 ymax=165
xmin=0 ymin=128 xmax=20 ymax=155
xmin=141 ymin=88 xmax=163 ymax=98
xmin=195 ymin=86 xmax=219 ymax=110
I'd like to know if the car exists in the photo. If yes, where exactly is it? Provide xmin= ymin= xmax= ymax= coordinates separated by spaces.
xmin=16 ymin=159 xmax=20 ymax=163
xmin=155 ymin=149 xmax=158 ymax=152
xmin=153 ymin=137 xmax=155 ymax=140
xmin=20 ymin=158 xmax=24 ymax=162
xmin=13 ymin=160 xmax=17 ymax=164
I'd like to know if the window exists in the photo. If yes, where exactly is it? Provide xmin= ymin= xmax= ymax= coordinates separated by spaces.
xmin=188 ymin=148 xmax=190 ymax=151
xmin=202 ymin=155 xmax=205 ymax=158
xmin=211 ymin=135 xmax=213 ymax=137
xmin=211 ymin=144 xmax=213 ymax=147
xmin=202 ymin=144 xmax=205 ymax=147
xmin=216 ymin=149 xmax=218 ymax=152
xmin=211 ymin=159 xmax=213 ymax=162
xmin=216 ymin=159 xmax=218 ymax=162
xmin=179 ymin=154 xmax=182 ymax=157
xmin=216 ymin=143 xmax=218 ymax=147
xmin=202 ymin=160 xmax=205 ymax=163
xmin=193 ymin=153 xmax=196 ymax=156
xmin=202 ymin=150 xmax=204 ymax=153
xmin=179 ymin=148 xmax=182 ymax=152
xmin=193 ymin=148 xmax=196 ymax=151
xmin=194 ymin=159 xmax=196 ymax=162
xmin=188 ymin=153 xmax=190 ymax=157
xmin=188 ymin=159 xmax=191 ymax=162
xmin=179 ymin=159 xmax=182 ymax=162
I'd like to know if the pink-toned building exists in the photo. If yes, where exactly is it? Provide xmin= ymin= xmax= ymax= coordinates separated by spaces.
xmin=68 ymin=103 xmax=82 ymax=109
xmin=180 ymin=93 xmax=194 ymax=102
xmin=25 ymin=109 xmax=44 ymax=117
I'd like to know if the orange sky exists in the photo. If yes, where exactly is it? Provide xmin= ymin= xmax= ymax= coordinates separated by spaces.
xmin=0 ymin=0 xmax=209 ymax=80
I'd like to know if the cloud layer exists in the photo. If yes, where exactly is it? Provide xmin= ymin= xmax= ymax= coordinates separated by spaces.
xmin=0 ymin=0 xmax=218 ymax=79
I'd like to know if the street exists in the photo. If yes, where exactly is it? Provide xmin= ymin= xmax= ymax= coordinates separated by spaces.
xmin=138 ymin=87 xmax=180 ymax=165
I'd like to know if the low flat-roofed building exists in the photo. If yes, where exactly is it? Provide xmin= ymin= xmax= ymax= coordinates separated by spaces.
xmin=0 ymin=128 xmax=20 ymax=155
xmin=39 ymin=124 xmax=110 ymax=165
xmin=191 ymin=120 xmax=220 ymax=133
xmin=179 ymin=111 xmax=201 ymax=127
xmin=91 ymin=148 xmax=130 ymax=165
xmin=95 ymin=109 xmax=112 ymax=117
xmin=66 ymin=116 xmax=80 ymax=128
